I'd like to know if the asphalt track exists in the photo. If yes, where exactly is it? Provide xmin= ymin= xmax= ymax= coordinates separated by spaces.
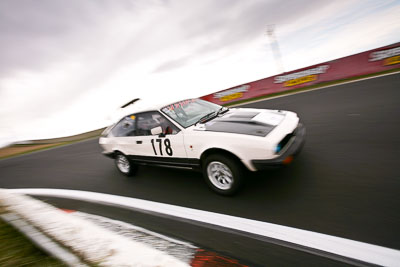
xmin=1 ymin=73 xmax=400 ymax=265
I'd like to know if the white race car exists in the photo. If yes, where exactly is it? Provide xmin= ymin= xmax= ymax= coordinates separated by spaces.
xmin=99 ymin=98 xmax=305 ymax=195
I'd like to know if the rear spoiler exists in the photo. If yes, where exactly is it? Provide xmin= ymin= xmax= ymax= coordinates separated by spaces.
xmin=120 ymin=98 xmax=140 ymax=108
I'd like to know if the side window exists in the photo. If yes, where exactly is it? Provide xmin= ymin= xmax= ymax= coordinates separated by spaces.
xmin=110 ymin=115 xmax=137 ymax=137
xmin=136 ymin=111 xmax=179 ymax=136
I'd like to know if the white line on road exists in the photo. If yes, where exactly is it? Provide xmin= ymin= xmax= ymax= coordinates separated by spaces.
xmin=9 ymin=188 xmax=400 ymax=267
xmin=73 ymin=211 xmax=197 ymax=264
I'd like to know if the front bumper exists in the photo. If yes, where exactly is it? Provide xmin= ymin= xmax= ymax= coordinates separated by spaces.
xmin=251 ymin=123 xmax=306 ymax=170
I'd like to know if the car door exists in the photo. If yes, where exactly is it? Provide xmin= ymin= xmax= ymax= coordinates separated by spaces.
xmin=133 ymin=111 xmax=187 ymax=162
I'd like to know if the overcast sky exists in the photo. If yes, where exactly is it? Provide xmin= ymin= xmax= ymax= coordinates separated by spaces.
xmin=0 ymin=0 xmax=399 ymax=147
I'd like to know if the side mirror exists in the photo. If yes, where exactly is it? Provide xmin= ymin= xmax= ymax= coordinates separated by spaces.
xmin=150 ymin=126 xmax=163 ymax=136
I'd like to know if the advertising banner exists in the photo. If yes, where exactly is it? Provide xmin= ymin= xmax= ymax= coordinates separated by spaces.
xmin=201 ymin=42 xmax=400 ymax=105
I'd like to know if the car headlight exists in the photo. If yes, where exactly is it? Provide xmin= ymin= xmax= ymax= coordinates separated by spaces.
xmin=275 ymin=144 xmax=282 ymax=153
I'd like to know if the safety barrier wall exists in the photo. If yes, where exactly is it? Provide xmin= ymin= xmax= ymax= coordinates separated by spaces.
xmin=200 ymin=42 xmax=400 ymax=105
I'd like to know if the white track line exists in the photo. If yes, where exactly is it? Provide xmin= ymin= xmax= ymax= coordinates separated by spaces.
xmin=8 ymin=188 xmax=400 ymax=266
xmin=73 ymin=211 xmax=197 ymax=264
xmin=74 ymin=211 xmax=197 ymax=248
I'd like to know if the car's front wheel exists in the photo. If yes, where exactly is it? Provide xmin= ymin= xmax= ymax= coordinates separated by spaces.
xmin=203 ymin=154 xmax=243 ymax=195
xmin=115 ymin=153 xmax=137 ymax=176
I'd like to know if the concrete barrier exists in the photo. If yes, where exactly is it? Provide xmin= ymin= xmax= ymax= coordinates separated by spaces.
xmin=201 ymin=42 xmax=400 ymax=105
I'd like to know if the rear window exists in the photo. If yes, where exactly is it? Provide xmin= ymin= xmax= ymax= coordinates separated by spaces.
xmin=110 ymin=116 xmax=136 ymax=137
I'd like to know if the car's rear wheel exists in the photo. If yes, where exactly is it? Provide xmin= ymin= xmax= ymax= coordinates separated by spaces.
xmin=203 ymin=154 xmax=243 ymax=195
xmin=115 ymin=153 xmax=137 ymax=176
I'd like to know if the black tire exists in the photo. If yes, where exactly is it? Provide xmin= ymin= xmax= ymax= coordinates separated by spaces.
xmin=115 ymin=153 xmax=137 ymax=176
xmin=202 ymin=154 xmax=244 ymax=195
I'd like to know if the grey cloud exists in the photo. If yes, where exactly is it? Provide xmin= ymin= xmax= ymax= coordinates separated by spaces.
xmin=0 ymin=0 xmax=341 ymax=119
xmin=0 ymin=0 xmax=152 ymax=77
xmin=0 ymin=0 xmax=164 ymax=120
xmin=150 ymin=0 xmax=333 ymax=73
xmin=0 ymin=1 xmax=87 ymax=76
xmin=179 ymin=0 xmax=331 ymax=43
xmin=0 ymin=0 xmax=336 ymax=83
xmin=152 ymin=56 xmax=190 ymax=73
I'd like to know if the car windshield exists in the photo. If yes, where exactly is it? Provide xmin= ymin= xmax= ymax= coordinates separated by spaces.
xmin=161 ymin=99 xmax=225 ymax=128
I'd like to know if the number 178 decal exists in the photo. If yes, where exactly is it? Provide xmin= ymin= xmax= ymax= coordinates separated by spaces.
xmin=151 ymin=138 xmax=173 ymax=156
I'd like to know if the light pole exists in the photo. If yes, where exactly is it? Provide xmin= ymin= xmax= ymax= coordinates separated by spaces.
xmin=266 ymin=24 xmax=285 ymax=74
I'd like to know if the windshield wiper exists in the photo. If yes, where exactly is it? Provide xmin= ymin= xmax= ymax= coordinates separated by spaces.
xmin=196 ymin=111 xmax=218 ymax=125
xmin=217 ymin=106 xmax=229 ymax=115
xmin=196 ymin=107 xmax=229 ymax=125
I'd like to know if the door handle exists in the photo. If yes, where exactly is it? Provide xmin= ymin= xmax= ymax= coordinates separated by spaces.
xmin=136 ymin=140 xmax=142 ymax=144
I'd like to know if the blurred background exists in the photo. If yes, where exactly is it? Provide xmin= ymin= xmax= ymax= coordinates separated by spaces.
xmin=0 ymin=0 xmax=399 ymax=147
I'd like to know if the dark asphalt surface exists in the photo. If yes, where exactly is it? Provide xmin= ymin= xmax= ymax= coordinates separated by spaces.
xmin=1 ymin=73 xmax=400 ymax=265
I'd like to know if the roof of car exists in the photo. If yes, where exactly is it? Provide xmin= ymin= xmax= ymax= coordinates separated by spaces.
xmin=113 ymin=98 xmax=195 ymax=121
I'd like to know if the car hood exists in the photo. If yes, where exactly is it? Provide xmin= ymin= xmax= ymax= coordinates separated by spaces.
xmin=193 ymin=108 xmax=287 ymax=137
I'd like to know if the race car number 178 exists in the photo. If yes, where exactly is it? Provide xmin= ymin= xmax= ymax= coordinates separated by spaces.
xmin=151 ymin=139 xmax=173 ymax=156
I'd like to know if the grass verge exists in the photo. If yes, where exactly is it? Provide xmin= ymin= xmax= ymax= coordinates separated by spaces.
xmin=225 ymin=67 xmax=400 ymax=107
xmin=0 ymin=143 xmax=67 ymax=160
xmin=0 ymin=217 xmax=66 ymax=266
xmin=0 ymin=137 xmax=99 ymax=160
xmin=0 ymin=128 xmax=105 ymax=160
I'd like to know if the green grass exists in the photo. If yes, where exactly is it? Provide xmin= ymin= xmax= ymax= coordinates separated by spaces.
xmin=0 ymin=136 xmax=99 ymax=160
xmin=0 ymin=143 xmax=67 ymax=160
xmin=224 ymin=67 xmax=400 ymax=107
xmin=0 ymin=128 xmax=105 ymax=160
xmin=0 ymin=217 xmax=66 ymax=267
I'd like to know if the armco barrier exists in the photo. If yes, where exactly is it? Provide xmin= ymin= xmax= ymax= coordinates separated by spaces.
xmin=200 ymin=42 xmax=400 ymax=105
